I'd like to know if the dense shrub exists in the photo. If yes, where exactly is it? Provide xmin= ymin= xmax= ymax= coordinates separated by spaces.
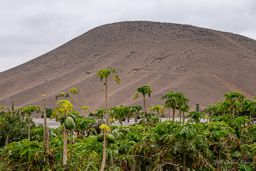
xmin=0 ymin=111 xmax=38 ymax=147
xmin=41 ymin=108 xmax=53 ymax=118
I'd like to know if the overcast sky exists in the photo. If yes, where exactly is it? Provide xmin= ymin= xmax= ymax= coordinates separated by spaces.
xmin=1 ymin=0 xmax=256 ymax=72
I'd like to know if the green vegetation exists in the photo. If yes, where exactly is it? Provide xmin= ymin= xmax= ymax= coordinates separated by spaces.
xmin=0 ymin=68 xmax=256 ymax=170
xmin=41 ymin=108 xmax=52 ymax=118
xmin=134 ymin=85 xmax=153 ymax=122
xmin=96 ymin=68 xmax=120 ymax=126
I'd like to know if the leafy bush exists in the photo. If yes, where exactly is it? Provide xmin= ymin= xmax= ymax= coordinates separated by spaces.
xmin=0 ymin=111 xmax=38 ymax=147
xmin=0 ymin=139 xmax=46 ymax=170
xmin=41 ymin=108 xmax=52 ymax=118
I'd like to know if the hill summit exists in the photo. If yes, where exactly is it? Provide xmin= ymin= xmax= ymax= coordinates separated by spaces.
xmin=1 ymin=21 xmax=256 ymax=115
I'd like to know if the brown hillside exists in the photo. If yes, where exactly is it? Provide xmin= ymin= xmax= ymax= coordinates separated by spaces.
xmin=1 ymin=21 xmax=256 ymax=116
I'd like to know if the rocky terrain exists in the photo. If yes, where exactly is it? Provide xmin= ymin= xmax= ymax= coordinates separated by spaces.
xmin=1 ymin=21 xmax=256 ymax=117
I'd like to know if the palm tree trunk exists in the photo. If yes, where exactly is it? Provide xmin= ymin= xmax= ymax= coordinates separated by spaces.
xmin=43 ymin=98 xmax=50 ymax=166
xmin=28 ymin=114 xmax=31 ymax=140
xmin=70 ymin=130 xmax=73 ymax=144
xmin=143 ymin=94 xmax=146 ymax=122
xmin=5 ymin=134 xmax=9 ymax=146
xmin=101 ymin=118 xmax=103 ymax=133
xmin=63 ymin=112 xmax=68 ymax=166
xmin=105 ymin=77 xmax=110 ymax=126
xmin=100 ymin=130 xmax=107 ymax=171
xmin=62 ymin=124 xmax=64 ymax=140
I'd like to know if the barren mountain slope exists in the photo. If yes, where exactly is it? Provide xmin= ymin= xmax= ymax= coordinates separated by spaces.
xmin=1 ymin=21 xmax=256 ymax=116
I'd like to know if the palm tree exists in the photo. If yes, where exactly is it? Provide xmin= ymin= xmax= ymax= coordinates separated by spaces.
xmin=55 ymin=92 xmax=70 ymax=100
xmin=163 ymin=99 xmax=172 ymax=121
xmin=42 ymin=95 xmax=50 ymax=166
xmin=162 ymin=91 xmax=179 ymax=121
xmin=55 ymin=88 xmax=80 ymax=105
xmin=54 ymin=100 xmax=74 ymax=166
xmin=148 ymin=105 xmax=165 ymax=119
xmin=176 ymin=93 xmax=190 ymax=122
xmin=82 ymin=106 xmax=90 ymax=117
xmin=68 ymin=87 xmax=81 ymax=105
xmin=96 ymin=68 xmax=120 ymax=126
xmin=133 ymin=85 xmax=153 ymax=122
xmin=99 ymin=124 xmax=111 ymax=171
xmin=19 ymin=105 xmax=41 ymax=140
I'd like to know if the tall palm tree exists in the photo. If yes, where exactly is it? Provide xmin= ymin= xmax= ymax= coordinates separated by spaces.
xmin=68 ymin=87 xmax=81 ymax=105
xmin=176 ymin=93 xmax=190 ymax=122
xmin=96 ymin=68 xmax=120 ymax=126
xmin=133 ymin=85 xmax=153 ymax=122
xmin=55 ymin=88 xmax=80 ymax=105
xmin=162 ymin=91 xmax=180 ymax=121
xmin=99 ymin=124 xmax=111 ymax=171
xmin=163 ymin=99 xmax=172 ymax=121
xmin=55 ymin=92 xmax=70 ymax=100
xmin=54 ymin=100 xmax=74 ymax=166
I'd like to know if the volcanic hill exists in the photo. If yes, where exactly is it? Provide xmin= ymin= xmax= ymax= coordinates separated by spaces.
xmin=1 ymin=21 xmax=256 ymax=116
